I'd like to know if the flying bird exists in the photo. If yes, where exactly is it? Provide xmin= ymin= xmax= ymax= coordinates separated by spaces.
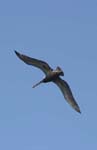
xmin=15 ymin=50 xmax=81 ymax=113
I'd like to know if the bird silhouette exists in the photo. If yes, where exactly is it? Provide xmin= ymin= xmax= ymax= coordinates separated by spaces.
xmin=15 ymin=50 xmax=81 ymax=113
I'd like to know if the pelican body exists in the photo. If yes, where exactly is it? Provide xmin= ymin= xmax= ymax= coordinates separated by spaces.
xmin=15 ymin=50 xmax=81 ymax=113
xmin=33 ymin=67 xmax=64 ymax=88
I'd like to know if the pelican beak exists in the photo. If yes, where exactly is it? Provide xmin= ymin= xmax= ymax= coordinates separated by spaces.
xmin=32 ymin=80 xmax=43 ymax=88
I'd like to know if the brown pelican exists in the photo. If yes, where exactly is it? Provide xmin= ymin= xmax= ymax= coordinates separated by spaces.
xmin=15 ymin=50 xmax=81 ymax=113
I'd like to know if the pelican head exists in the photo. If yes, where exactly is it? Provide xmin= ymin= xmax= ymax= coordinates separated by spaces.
xmin=56 ymin=66 xmax=64 ymax=76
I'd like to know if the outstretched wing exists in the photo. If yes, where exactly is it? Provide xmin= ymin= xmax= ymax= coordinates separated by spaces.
xmin=53 ymin=77 xmax=81 ymax=113
xmin=14 ymin=51 xmax=53 ymax=75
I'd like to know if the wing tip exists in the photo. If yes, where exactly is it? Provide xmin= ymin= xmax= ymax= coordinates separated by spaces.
xmin=14 ymin=50 xmax=20 ymax=57
xmin=14 ymin=50 xmax=23 ymax=61
xmin=75 ymin=106 xmax=81 ymax=114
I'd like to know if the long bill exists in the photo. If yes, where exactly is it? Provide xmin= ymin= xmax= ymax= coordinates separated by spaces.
xmin=32 ymin=80 xmax=43 ymax=88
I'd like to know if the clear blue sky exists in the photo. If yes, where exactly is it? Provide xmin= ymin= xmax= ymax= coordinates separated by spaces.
xmin=0 ymin=0 xmax=97 ymax=149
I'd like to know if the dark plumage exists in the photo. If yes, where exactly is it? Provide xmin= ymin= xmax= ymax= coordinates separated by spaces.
xmin=15 ymin=50 xmax=81 ymax=113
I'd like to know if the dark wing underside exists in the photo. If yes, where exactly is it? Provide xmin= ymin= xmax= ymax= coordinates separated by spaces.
xmin=53 ymin=77 xmax=81 ymax=113
xmin=14 ymin=51 xmax=53 ymax=75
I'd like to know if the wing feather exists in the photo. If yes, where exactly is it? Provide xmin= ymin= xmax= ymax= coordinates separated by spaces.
xmin=54 ymin=77 xmax=81 ymax=113
xmin=14 ymin=51 xmax=52 ymax=75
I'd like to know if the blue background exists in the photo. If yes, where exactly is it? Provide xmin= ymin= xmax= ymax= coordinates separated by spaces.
xmin=0 ymin=0 xmax=97 ymax=149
